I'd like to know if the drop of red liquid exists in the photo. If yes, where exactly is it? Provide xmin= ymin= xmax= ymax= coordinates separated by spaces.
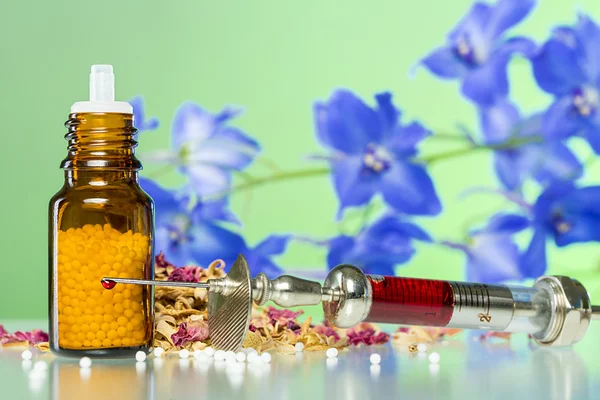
xmin=101 ymin=279 xmax=116 ymax=290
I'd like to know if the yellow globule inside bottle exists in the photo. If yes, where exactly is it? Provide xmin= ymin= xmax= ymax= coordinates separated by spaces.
xmin=56 ymin=223 xmax=149 ymax=349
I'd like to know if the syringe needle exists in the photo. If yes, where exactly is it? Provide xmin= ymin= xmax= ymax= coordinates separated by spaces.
xmin=100 ymin=277 xmax=210 ymax=290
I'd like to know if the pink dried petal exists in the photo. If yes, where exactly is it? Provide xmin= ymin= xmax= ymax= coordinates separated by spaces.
xmin=168 ymin=266 xmax=203 ymax=283
xmin=266 ymin=306 xmax=303 ymax=325
xmin=171 ymin=320 xmax=209 ymax=346
xmin=0 ymin=327 xmax=48 ymax=345
xmin=155 ymin=252 xmax=178 ymax=270
xmin=313 ymin=325 xmax=341 ymax=341
xmin=396 ymin=327 xmax=410 ymax=333
xmin=346 ymin=323 xmax=390 ymax=346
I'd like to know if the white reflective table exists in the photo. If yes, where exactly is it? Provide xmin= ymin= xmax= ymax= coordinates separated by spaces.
xmin=1 ymin=320 xmax=598 ymax=400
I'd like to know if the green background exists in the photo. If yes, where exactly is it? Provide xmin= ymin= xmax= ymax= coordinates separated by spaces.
xmin=1 ymin=0 xmax=600 ymax=319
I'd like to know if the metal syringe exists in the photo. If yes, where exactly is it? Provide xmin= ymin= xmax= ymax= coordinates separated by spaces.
xmin=102 ymin=255 xmax=599 ymax=351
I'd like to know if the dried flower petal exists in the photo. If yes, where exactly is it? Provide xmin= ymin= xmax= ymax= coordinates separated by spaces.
xmin=0 ymin=325 xmax=48 ymax=346
xmin=171 ymin=320 xmax=209 ymax=346
xmin=168 ymin=265 xmax=204 ymax=283
xmin=346 ymin=323 xmax=390 ymax=346
xmin=34 ymin=342 xmax=50 ymax=352
xmin=312 ymin=325 xmax=341 ymax=342
xmin=266 ymin=306 xmax=303 ymax=325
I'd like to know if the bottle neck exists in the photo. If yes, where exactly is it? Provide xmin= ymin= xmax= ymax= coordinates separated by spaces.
xmin=60 ymin=112 xmax=142 ymax=171
xmin=63 ymin=169 xmax=139 ymax=188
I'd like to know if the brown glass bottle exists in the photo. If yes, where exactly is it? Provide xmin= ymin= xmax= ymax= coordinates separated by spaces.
xmin=49 ymin=112 xmax=154 ymax=357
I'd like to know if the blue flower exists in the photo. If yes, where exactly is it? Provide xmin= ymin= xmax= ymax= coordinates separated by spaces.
xmin=242 ymin=235 xmax=291 ymax=278
xmin=139 ymin=177 xmax=245 ymax=267
xmin=479 ymin=100 xmax=582 ymax=190
xmin=522 ymin=182 xmax=600 ymax=277
xmin=421 ymin=0 xmax=536 ymax=105
xmin=130 ymin=96 xmax=159 ymax=132
xmin=532 ymin=15 xmax=600 ymax=153
xmin=314 ymin=90 xmax=441 ymax=219
xmin=326 ymin=214 xmax=432 ymax=276
xmin=146 ymin=103 xmax=260 ymax=197
xmin=445 ymin=213 xmax=529 ymax=283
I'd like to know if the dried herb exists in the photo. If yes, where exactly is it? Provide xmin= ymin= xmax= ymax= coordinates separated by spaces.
xmin=0 ymin=325 xmax=48 ymax=347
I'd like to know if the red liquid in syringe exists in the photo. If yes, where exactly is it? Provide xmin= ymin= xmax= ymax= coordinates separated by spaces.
xmin=364 ymin=276 xmax=455 ymax=326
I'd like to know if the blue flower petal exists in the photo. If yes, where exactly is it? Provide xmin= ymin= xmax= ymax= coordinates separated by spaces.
xmin=493 ymin=152 xmax=522 ymax=190
xmin=480 ymin=100 xmax=521 ymax=144
xmin=421 ymin=46 xmax=470 ymax=79
xmin=484 ymin=0 xmax=536 ymax=40
xmin=485 ymin=213 xmax=530 ymax=234
xmin=583 ymin=126 xmax=600 ymax=154
xmin=314 ymin=90 xmax=383 ymax=154
xmin=139 ymin=177 xmax=179 ymax=210
xmin=519 ymin=228 xmax=547 ymax=279
xmin=368 ymin=215 xmax=432 ymax=242
xmin=462 ymin=38 xmax=535 ymax=105
xmin=253 ymin=235 xmax=291 ymax=256
xmin=448 ymin=3 xmax=492 ymax=52
xmin=380 ymin=161 xmax=442 ymax=216
xmin=375 ymin=92 xmax=400 ymax=131
xmin=187 ymin=223 xmax=247 ymax=267
xmin=172 ymin=102 xmax=221 ymax=152
xmin=186 ymin=164 xmax=231 ymax=198
xmin=542 ymin=96 xmax=583 ymax=139
xmin=331 ymin=156 xmax=378 ymax=218
xmin=154 ymin=225 xmax=189 ymax=267
xmin=385 ymin=121 xmax=431 ymax=157
xmin=531 ymin=142 xmax=582 ymax=184
xmin=573 ymin=14 xmax=600 ymax=82
xmin=326 ymin=236 xmax=355 ymax=269
xmin=246 ymin=255 xmax=283 ymax=278
xmin=130 ymin=96 xmax=159 ymax=132
xmin=532 ymin=37 xmax=586 ymax=96
xmin=191 ymin=198 xmax=240 ymax=225
xmin=466 ymin=233 xmax=521 ymax=283
xmin=188 ymin=126 xmax=260 ymax=171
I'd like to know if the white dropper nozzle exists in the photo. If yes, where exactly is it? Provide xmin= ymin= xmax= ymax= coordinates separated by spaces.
xmin=70 ymin=64 xmax=133 ymax=114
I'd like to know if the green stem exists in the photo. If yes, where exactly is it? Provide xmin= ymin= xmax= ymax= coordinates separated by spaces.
xmin=418 ymin=135 xmax=543 ymax=165
xmin=427 ymin=132 xmax=473 ymax=142
xmin=209 ymin=167 xmax=330 ymax=200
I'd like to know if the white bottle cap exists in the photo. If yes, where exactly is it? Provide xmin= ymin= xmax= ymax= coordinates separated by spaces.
xmin=70 ymin=65 xmax=133 ymax=114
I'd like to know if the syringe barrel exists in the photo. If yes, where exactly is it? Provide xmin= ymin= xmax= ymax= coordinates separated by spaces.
xmin=362 ymin=275 xmax=552 ymax=334
xmin=323 ymin=265 xmax=593 ymax=346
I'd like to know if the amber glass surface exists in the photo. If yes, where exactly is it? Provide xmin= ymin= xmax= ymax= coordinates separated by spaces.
xmin=48 ymin=113 xmax=154 ymax=357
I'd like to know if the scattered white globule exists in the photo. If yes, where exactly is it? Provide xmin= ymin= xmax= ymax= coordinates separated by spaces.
xmin=21 ymin=350 xmax=33 ymax=361
xmin=260 ymin=352 xmax=272 ymax=364
xmin=428 ymin=352 xmax=440 ymax=364
xmin=135 ymin=351 xmax=147 ymax=363
xmin=203 ymin=347 xmax=215 ymax=357
xmin=236 ymin=352 xmax=247 ymax=363
xmin=417 ymin=344 xmax=427 ymax=353
xmin=295 ymin=342 xmax=305 ymax=352
xmin=153 ymin=347 xmax=165 ymax=358
xmin=214 ymin=350 xmax=226 ymax=361
xmin=369 ymin=353 xmax=381 ymax=365
xmin=326 ymin=348 xmax=338 ymax=358
xmin=179 ymin=349 xmax=190 ymax=359
xmin=225 ymin=351 xmax=237 ymax=364
xmin=79 ymin=357 xmax=92 ymax=369
xmin=247 ymin=352 xmax=260 ymax=364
